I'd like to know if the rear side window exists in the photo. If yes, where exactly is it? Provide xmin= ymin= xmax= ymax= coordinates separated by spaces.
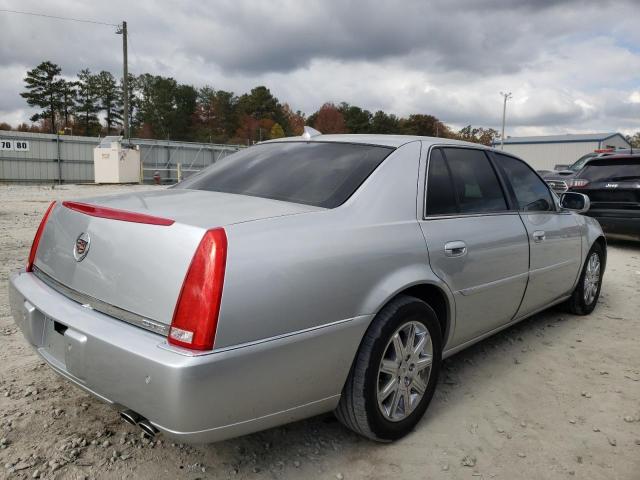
xmin=426 ymin=149 xmax=457 ymax=215
xmin=447 ymin=148 xmax=508 ymax=213
xmin=175 ymin=142 xmax=393 ymax=208
xmin=426 ymin=148 xmax=508 ymax=215
xmin=569 ymin=153 xmax=597 ymax=171
xmin=581 ymin=161 xmax=640 ymax=182
xmin=493 ymin=153 xmax=554 ymax=212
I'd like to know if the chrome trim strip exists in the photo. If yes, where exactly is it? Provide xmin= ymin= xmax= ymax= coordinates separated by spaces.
xmin=424 ymin=211 xmax=520 ymax=220
xmin=528 ymin=259 xmax=577 ymax=278
xmin=32 ymin=267 xmax=169 ymax=336
xmin=158 ymin=315 xmax=372 ymax=357
xmin=458 ymin=271 xmax=529 ymax=296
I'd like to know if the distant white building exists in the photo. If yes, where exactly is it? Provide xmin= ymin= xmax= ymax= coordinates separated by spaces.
xmin=492 ymin=132 xmax=631 ymax=171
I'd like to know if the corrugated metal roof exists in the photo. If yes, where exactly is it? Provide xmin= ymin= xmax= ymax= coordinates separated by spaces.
xmin=494 ymin=132 xmax=627 ymax=145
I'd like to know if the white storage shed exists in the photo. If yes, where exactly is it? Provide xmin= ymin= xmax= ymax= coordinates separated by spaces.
xmin=492 ymin=133 xmax=630 ymax=171
xmin=93 ymin=136 xmax=141 ymax=183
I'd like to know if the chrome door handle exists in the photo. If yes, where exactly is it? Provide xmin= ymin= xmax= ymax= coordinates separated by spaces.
xmin=444 ymin=241 xmax=467 ymax=257
xmin=533 ymin=230 xmax=546 ymax=242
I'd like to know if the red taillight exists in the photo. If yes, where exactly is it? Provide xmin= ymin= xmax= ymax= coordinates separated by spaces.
xmin=569 ymin=179 xmax=590 ymax=188
xmin=27 ymin=201 xmax=56 ymax=272
xmin=62 ymin=201 xmax=174 ymax=226
xmin=168 ymin=228 xmax=227 ymax=350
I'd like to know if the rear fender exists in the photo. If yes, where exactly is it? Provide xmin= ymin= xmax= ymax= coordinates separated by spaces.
xmin=358 ymin=268 xmax=456 ymax=348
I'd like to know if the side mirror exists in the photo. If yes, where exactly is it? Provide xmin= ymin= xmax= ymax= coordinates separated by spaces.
xmin=560 ymin=192 xmax=590 ymax=213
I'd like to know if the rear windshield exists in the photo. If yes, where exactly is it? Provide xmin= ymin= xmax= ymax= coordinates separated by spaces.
xmin=581 ymin=160 xmax=640 ymax=182
xmin=175 ymin=141 xmax=393 ymax=208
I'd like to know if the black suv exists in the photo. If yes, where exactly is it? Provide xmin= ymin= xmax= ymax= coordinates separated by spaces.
xmin=542 ymin=149 xmax=636 ymax=193
xmin=567 ymin=154 xmax=640 ymax=240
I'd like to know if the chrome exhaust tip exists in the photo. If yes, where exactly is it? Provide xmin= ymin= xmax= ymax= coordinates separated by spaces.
xmin=120 ymin=410 xmax=141 ymax=426
xmin=138 ymin=419 xmax=158 ymax=438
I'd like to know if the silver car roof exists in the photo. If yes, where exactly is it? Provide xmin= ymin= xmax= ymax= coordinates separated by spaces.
xmin=261 ymin=134 xmax=490 ymax=150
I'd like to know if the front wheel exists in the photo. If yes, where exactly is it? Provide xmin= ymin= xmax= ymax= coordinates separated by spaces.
xmin=335 ymin=295 xmax=442 ymax=441
xmin=564 ymin=242 xmax=604 ymax=315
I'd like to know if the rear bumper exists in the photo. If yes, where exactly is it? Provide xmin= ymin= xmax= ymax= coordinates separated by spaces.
xmin=9 ymin=271 xmax=369 ymax=443
xmin=587 ymin=210 xmax=640 ymax=240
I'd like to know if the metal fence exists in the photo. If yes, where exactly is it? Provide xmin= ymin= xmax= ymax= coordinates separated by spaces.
xmin=0 ymin=130 xmax=244 ymax=184
xmin=136 ymin=138 xmax=242 ymax=184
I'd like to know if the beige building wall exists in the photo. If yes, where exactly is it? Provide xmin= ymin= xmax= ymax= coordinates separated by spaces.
xmin=501 ymin=142 xmax=600 ymax=171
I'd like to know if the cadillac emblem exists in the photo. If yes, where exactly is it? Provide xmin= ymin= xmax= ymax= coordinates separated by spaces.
xmin=74 ymin=232 xmax=91 ymax=262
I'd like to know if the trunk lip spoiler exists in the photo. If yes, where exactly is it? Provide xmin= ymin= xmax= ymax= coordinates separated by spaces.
xmin=62 ymin=201 xmax=175 ymax=226
xmin=31 ymin=266 xmax=170 ymax=337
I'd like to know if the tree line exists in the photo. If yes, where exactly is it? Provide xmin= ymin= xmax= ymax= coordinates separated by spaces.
xmin=10 ymin=60 xmax=639 ymax=148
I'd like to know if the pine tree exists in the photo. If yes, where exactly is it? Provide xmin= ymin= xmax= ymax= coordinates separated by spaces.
xmin=96 ymin=71 xmax=122 ymax=134
xmin=75 ymin=69 xmax=101 ymax=136
xmin=20 ymin=61 xmax=64 ymax=133
xmin=120 ymin=73 xmax=139 ymax=136
xmin=59 ymin=80 xmax=77 ymax=131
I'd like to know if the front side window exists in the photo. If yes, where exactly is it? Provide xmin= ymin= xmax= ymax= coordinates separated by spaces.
xmin=426 ymin=148 xmax=508 ymax=215
xmin=175 ymin=142 xmax=393 ymax=208
xmin=494 ymin=153 xmax=554 ymax=212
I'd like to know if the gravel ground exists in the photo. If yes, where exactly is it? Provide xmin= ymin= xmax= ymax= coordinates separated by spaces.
xmin=0 ymin=183 xmax=639 ymax=480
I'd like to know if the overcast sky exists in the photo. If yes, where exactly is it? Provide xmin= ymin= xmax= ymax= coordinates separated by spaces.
xmin=1 ymin=0 xmax=639 ymax=136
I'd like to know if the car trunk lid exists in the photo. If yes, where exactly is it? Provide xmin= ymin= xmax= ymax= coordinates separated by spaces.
xmin=32 ymin=189 xmax=322 ymax=331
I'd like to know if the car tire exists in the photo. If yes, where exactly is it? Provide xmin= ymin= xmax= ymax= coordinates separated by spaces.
xmin=335 ymin=295 xmax=442 ymax=441
xmin=564 ymin=242 xmax=604 ymax=315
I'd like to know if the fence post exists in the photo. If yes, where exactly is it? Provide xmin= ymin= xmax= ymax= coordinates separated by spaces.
xmin=177 ymin=162 xmax=182 ymax=182
xmin=56 ymin=133 xmax=62 ymax=184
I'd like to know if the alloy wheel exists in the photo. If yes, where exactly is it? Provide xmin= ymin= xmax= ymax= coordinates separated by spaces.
xmin=583 ymin=252 xmax=601 ymax=305
xmin=376 ymin=321 xmax=433 ymax=422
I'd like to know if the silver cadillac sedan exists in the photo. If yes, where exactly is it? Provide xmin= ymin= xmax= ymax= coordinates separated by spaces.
xmin=9 ymin=129 xmax=606 ymax=443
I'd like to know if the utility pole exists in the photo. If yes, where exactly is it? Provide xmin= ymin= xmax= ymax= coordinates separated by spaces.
xmin=117 ymin=21 xmax=129 ymax=140
xmin=499 ymin=91 xmax=512 ymax=150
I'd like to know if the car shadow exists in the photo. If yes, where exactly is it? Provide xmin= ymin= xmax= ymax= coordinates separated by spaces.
xmin=605 ymin=237 xmax=640 ymax=251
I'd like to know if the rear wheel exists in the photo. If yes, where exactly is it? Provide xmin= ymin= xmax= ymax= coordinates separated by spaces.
xmin=564 ymin=242 xmax=604 ymax=315
xmin=335 ymin=295 xmax=442 ymax=441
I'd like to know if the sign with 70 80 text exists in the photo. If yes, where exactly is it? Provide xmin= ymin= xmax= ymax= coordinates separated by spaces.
xmin=0 ymin=139 xmax=30 ymax=151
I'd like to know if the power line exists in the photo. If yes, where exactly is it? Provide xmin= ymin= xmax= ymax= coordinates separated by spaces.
xmin=0 ymin=8 xmax=118 ymax=27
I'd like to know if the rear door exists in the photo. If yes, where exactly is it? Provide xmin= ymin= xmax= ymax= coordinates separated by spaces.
xmin=419 ymin=147 xmax=530 ymax=347
xmin=491 ymin=152 xmax=582 ymax=316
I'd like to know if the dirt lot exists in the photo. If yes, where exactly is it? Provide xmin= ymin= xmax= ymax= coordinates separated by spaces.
xmin=0 ymin=183 xmax=638 ymax=480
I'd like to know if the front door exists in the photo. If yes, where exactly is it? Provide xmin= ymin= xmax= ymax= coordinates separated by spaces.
xmin=419 ymin=147 xmax=530 ymax=347
xmin=491 ymin=152 xmax=582 ymax=316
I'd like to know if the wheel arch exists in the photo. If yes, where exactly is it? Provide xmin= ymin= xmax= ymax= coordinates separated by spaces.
xmin=592 ymin=235 xmax=607 ymax=270
xmin=582 ymin=215 xmax=607 ymax=266
xmin=371 ymin=282 xmax=453 ymax=348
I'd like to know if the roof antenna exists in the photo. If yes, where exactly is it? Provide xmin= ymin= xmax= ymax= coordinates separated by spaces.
xmin=301 ymin=126 xmax=322 ymax=140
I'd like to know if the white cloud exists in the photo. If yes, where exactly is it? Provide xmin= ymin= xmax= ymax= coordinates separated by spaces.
xmin=1 ymin=0 xmax=639 ymax=135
